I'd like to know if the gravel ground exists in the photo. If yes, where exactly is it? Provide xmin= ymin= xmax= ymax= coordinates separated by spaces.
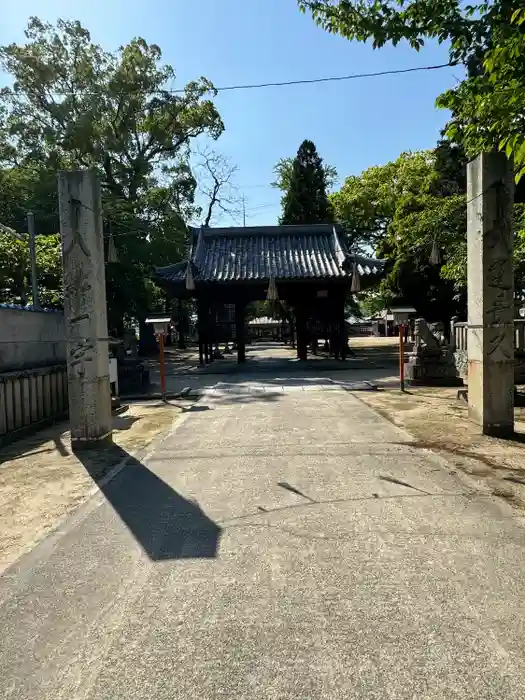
xmin=357 ymin=386 xmax=525 ymax=505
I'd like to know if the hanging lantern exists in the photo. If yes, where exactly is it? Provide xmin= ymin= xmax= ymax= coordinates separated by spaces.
xmin=350 ymin=262 xmax=361 ymax=293
xmin=185 ymin=262 xmax=195 ymax=291
xmin=429 ymin=238 xmax=441 ymax=266
xmin=107 ymin=232 xmax=118 ymax=263
xmin=267 ymin=276 xmax=279 ymax=302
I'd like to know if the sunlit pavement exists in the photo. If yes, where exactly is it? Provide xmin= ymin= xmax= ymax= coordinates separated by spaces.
xmin=1 ymin=369 xmax=525 ymax=699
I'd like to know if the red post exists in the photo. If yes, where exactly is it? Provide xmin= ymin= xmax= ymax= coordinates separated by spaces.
xmin=399 ymin=324 xmax=405 ymax=392
xmin=158 ymin=333 xmax=166 ymax=401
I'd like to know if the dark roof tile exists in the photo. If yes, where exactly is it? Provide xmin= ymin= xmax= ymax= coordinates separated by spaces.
xmin=155 ymin=225 xmax=383 ymax=285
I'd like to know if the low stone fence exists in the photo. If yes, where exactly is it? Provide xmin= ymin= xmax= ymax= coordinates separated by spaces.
xmin=0 ymin=365 xmax=68 ymax=446
xmin=452 ymin=319 xmax=525 ymax=383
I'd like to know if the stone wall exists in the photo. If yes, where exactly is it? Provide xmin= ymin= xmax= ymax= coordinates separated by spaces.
xmin=0 ymin=305 xmax=65 ymax=372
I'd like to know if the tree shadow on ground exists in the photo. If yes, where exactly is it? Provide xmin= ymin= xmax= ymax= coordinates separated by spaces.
xmin=76 ymin=443 xmax=222 ymax=561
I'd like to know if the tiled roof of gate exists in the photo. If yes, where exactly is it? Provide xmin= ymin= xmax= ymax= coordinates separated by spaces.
xmin=155 ymin=225 xmax=383 ymax=284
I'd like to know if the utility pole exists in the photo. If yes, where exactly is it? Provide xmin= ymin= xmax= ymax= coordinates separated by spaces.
xmin=242 ymin=194 xmax=246 ymax=227
xmin=57 ymin=170 xmax=112 ymax=450
xmin=27 ymin=212 xmax=39 ymax=309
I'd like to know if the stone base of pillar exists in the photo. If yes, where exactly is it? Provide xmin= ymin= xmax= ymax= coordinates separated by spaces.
xmin=468 ymin=360 xmax=515 ymax=437
xmin=71 ymin=431 xmax=113 ymax=452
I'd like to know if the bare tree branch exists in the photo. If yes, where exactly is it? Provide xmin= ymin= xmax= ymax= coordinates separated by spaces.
xmin=193 ymin=146 xmax=242 ymax=227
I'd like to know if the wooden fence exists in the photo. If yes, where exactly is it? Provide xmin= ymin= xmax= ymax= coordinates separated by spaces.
xmin=0 ymin=365 xmax=68 ymax=446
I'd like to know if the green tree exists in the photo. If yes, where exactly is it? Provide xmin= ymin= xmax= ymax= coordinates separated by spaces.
xmin=437 ymin=9 xmax=525 ymax=180
xmin=298 ymin=1 xmax=525 ymax=175
xmin=440 ymin=203 xmax=525 ymax=298
xmin=331 ymin=151 xmax=433 ymax=251
xmin=272 ymin=156 xmax=337 ymax=193
xmin=0 ymin=230 xmax=62 ymax=307
xmin=0 ymin=231 xmax=28 ymax=305
xmin=0 ymin=165 xmax=59 ymax=236
xmin=331 ymin=143 xmax=468 ymax=322
xmin=515 ymin=206 xmax=525 ymax=297
xmin=333 ymin=138 xmax=525 ymax=321
xmin=0 ymin=162 xmax=63 ymax=307
xmin=0 ymin=18 xmax=223 ymax=200
xmin=297 ymin=1 xmax=517 ymax=67
xmin=280 ymin=140 xmax=333 ymax=225
xmin=0 ymin=17 xmax=224 ymax=331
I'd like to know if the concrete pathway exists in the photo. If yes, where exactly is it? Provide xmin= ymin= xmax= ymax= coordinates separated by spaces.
xmin=141 ymin=340 xmax=401 ymax=397
xmin=2 ymin=386 xmax=525 ymax=699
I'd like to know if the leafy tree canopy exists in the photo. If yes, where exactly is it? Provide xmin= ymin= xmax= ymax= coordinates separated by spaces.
xmin=0 ymin=18 xmax=223 ymax=201
xmin=437 ymin=9 xmax=525 ymax=180
xmin=280 ymin=139 xmax=334 ymax=225
xmin=332 ymin=142 xmax=467 ymax=321
xmin=331 ymin=150 xmax=437 ymax=251
xmin=0 ymin=231 xmax=62 ymax=308
xmin=298 ymin=2 xmax=525 ymax=178
xmin=0 ymin=18 xmax=224 ymax=330
xmin=273 ymin=156 xmax=337 ymax=193
xmin=297 ymin=1 xmax=516 ymax=66
xmin=333 ymin=138 xmax=525 ymax=320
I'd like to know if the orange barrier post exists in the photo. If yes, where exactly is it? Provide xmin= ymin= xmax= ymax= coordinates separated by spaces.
xmin=159 ymin=333 xmax=166 ymax=401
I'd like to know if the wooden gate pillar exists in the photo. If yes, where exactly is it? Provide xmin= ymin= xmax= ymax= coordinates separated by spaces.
xmin=236 ymin=302 xmax=246 ymax=363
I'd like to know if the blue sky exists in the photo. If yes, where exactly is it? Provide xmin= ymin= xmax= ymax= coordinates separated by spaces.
xmin=1 ymin=0 xmax=460 ymax=226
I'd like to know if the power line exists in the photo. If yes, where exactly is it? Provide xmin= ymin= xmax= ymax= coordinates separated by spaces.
xmin=243 ymin=203 xmax=279 ymax=212
xmin=15 ymin=62 xmax=456 ymax=99
xmin=3 ymin=173 xmax=487 ymax=248
xmin=202 ymin=62 xmax=455 ymax=93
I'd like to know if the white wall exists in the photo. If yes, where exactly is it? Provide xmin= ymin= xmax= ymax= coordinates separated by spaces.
xmin=0 ymin=306 xmax=65 ymax=372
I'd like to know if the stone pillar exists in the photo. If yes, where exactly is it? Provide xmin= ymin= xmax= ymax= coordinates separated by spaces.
xmin=467 ymin=153 xmax=515 ymax=437
xmin=57 ymin=170 xmax=112 ymax=450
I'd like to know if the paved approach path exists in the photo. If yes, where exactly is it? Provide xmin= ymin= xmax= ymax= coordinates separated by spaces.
xmin=2 ymin=386 xmax=525 ymax=699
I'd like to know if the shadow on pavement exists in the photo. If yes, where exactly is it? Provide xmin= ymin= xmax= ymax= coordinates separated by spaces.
xmin=112 ymin=414 xmax=141 ymax=431
xmin=206 ymin=390 xmax=284 ymax=406
xmin=181 ymin=404 xmax=212 ymax=412
xmin=0 ymin=409 xmax=141 ymax=464
xmin=77 ymin=443 xmax=222 ymax=560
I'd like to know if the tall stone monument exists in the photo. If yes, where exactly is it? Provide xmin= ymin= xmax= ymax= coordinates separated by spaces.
xmin=467 ymin=153 xmax=515 ymax=436
xmin=57 ymin=171 xmax=112 ymax=450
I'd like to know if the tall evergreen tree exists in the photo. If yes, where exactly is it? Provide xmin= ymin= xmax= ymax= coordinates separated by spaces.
xmin=280 ymin=140 xmax=333 ymax=225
